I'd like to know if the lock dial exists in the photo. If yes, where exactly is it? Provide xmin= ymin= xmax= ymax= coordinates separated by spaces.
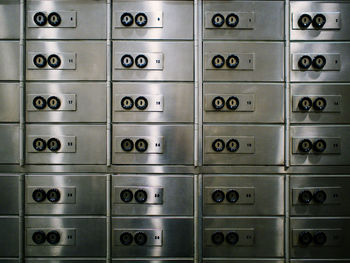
xmin=212 ymin=139 xmax=225 ymax=152
xmin=33 ymin=96 xmax=47 ymax=110
xmin=48 ymin=54 xmax=61 ymax=69
xmin=121 ymin=54 xmax=134 ymax=68
xmin=47 ymin=96 xmax=61 ymax=110
xmin=298 ymin=55 xmax=312 ymax=70
xmin=226 ymin=13 xmax=239 ymax=27
xmin=121 ymin=96 xmax=134 ymax=110
xmin=298 ymin=14 xmax=312 ymax=29
xmin=48 ymin=12 xmax=61 ymax=27
xmin=226 ymin=55 xmax=239 ymax=69
xmin=212 ymin=55 xmax=225 ymax=68
xmin=135 ymin=13 xmax=148 ymax=27
xmin=33 ymin=138 xmax=46 ymax=152
xmin=120 ymin=12 xmax=134 ymax=27
xmin=34 ymin=12 xmax=47 ymax=26
xmin=212 ymin=13 xmax=225 ymax=27
xmin=33 ymin=54 xmax=47 ymax=68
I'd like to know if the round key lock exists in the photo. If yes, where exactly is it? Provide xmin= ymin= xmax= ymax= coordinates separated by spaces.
xmin=34 ymin=12 xmax=47 ymax=26
xmin=298 ymin=139 xmax=312 ymax=153
xmin=32 ymin=188 xmax=46 ymax=202
xmin=135 ymin=139 xmax=148 ymax=152
xmin=312 ymin=55 xmax=326 ymax=70
xmin=46 ymin=230 xmax=60 ymax=245
xmin=134 ymin=232 xmax=147 ymax=246
xmin=299 ymin=190 xmax=313 ymax=204
xmin=121 ymin=96 xmax=134 ymax=110
xmin=47 ymin=188 xmax=61 ymax=203
xmin=312 ymin=14 xmax=327 ymax=29
xmin=226 ymin=189 xmax=239 ymax=203
xmin=48 ymin=54 xmax=61 ymax=69
xmin=120 ymin=232 xmax=133 ymax=245
xmin=121 ymin=139 xmax=134 ymax=152
xmin=120 ymin=12 xmax=134 ymax=27
xmin=299 ymin=231 xmax=313 ymax=246
xmin=212 ymin=96 xmax=225 ymax=110
xmin=212 ymin=189 xmax=225 ymax=203
xmin=33 ymin=138 xmax=46 ymax=152
xmin=47 ymin=96 xmax=61 ymax=110
xmin=48 ymin=12 xmax=61 ymax=27
xmin=135 ymin=189 xmax=147 ymax=203
xmin=33 ymin=54 xmax=47 ymax=68
xmin=313 ymin=190 xmax=327 ymax=204
xmin=135 ymin=96 xmax=148 ymax=110
xmin=313 ymin=139 xmax=327 ymax=153
xmin=226 ymin=232 xmax=239 ymax=245
xmin=32 ymin=231 xmax=46 ymax=245
xmin=298 ymin=14 xmax=312 ymax=29
xmin=212 ymin=13 xmax=225 ymax=27
xmin=226 ymin=139 xmax=239 ymax=153
xmin=47 ymin=138 xmax=61 ymax=152
xmin=226 ymin=13 xmax=239 ymax=28
xmin=135 ymin=55 xmax=148 ymax=68
xmin=314 ymin=232 xmax=327 ymax=245
xmin=313 ymin=97 xmax=327 ymax=111
xmin=226 ymin=55 xmax=239 ymax=69
xmin=121 ymin=54 xmax=134 ymax=68
xmin=212 ymin=55 xmax=225 ymax=69
xmin=212 ymin=139 xmax=225 ymax=152
xmin=211 ymin=232 xmax=224 ymax=245
xmin=298 ymin=55 xmax=312 ymax=70
xmin=120 ymin=189 xmax=133 ymax=202
xmin=33 ymin=96 xmax=47 ymax=110
xmin=298 ymin=97 xmax=312 ymax=111
xmin=135 ymin=13 xmax=148 ymax=27
xmin=226 ymin=96 xmax=239 ymax=110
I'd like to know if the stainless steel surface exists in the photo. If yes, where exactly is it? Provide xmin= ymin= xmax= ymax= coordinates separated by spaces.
xmin=26 ymin=125 xmax=106 ymax=164
xmin=113 ymin=124 xmax=194 ymax=165
xmin=27 ymin=0 xmax=106 ymax=39
xmin=113 ymin=0 xmax=193 ymax=40
xmin=203 ymin=217 xmax=284 ymax=258
xmin=26 ymin=41 xmax=106 ymax=81
xmin=203 ymin=1 xmax=284 ymax=40
xmin=290 ymin=218 xmax=350 ymax=259
xmin=26 ymin=260 xmax=105 ymax=263
xmin=0 ymin=216 xmax=19 ymax=257
xmin=203 ymin=41 xmax=284 ymax=82
xmin=204 ymin=261 xmax=285 ymax=263
xmin=113 ymin=82 xmax=194 ymax=123
xmin=112 ymin=174 xmax=193 ymax=216
xmin=0 ymin=41 xmax=19 ymax=80
xmin=26 ymin=83 xmax=106 ymax=123
xmin=0 ymin=124 xmax=19 ymax=164
xmin=25 ymin=174 xmax=106 ymax=215
xmin=0 ymin=174 xmax=19 ymax=215
xmin=25 ymin=217 xmax=106 ymax=257
xmin=203 ymin=175 xmax=284 ymax=216
xmin=291 ymin=2 xmax=350 ymax=41
xmin=112 ymin=217 xmax=194 ymax=258
xmin=290 ymin=175 xmax=350 ymax=217
xmin=0 ymin=0 xmax=19 ymax=39
xmin=204 ymin=83 xmax=284 ymax=123
xmin=290 ymin=125 xmax=350 ymax=166
xmin=0 ymin=83 xmax=20 ymax=122
xmin=113 ymin=261 xmax=193 ymax=263
xmin=203 ymin=125 xmax=284 ymax=165
xmin=113 ymin=41 xmax=193 ymax=81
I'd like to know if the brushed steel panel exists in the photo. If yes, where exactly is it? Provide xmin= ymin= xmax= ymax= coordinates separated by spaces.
xmin=25 ymin=217 xmax=106 ymax=257
xmin=26 ymin=125 xmax=106 ymax=164
xmin=113 ymin=82 xmax=193 ymax=123
xmin=0 ymin=83 xmax=19 ymax=122
xmin=111 ymin=217 xmax=193 ymax=258
xmin=0 ymin=260 xmax=19 ymax=263
xmin=112 ymin=124 xmax=193 ymax=165
xmin=113 ymin=1 xmax=193 ymax=40
xmin=204 ymin=83 xmax=284 ymax=123
xmin=113 ymin=261 xmax=193 ymax=263
xmin=203 ymin=175 xmax=284 ymax=216
xmin=291 ymin=42 xmax=350 ymax=82
xmin=291 ymin=125 xmax=350 ymax=166
xmin=25 ymin=174 xmax=106 ymax=215
xmin=204 ymin=261 xmax=284 ymax=263
xmin=204 ymin=1 xmax=284 ymax=40
xmin=0 ymin=124 xmax=19 ymax=164
xmin=26 ymin=83 xmax=106 ymax=123
xmin=290 ymin=175 xmax=350 ymax=216
xmin=0 ymin=217 xmax=19 ymax=257
xmin=112 ymin=174 xmax=193 ymax=216
xmin=203 ymin=41 xmax=284 ymax=82
xmin=0 ymin=0 xmax=19 ymax=39
xmin=291 ymin=84 xmax=350 ymax=124
xmin=291 ymin=261 xmax=350 ymax=263
xmin=0 ymin=174 xmax=18 ymax=215
xmin=291 ymin=2 xmax=350 ymax=41
xmin=26 ymin=41 xmax=106 ymax=81
xmin=290 ymin=218 xmax=350 ymax=259
xmin=113 ymin=41 xmax=193 ymax=81
xmin=26 ymin=260 xmax=105 ymax=263
xmin=203 ymin=125 xmax=284 ymax=165
xmin=0 ymin=41 xmax=19 ymax=80
xmin=26 ymin=0 xmax=106 ymax=39
xmin=203 ymin=217 xmax=284 ymax=258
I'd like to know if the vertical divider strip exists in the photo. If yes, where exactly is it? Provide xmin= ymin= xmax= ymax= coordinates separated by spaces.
xmin=285 ymin=0 xmax=291 ymax=168
xmin=194 ymin=0 xmax=199 ymax=167
xmin=106 ymin=173 xmax=111 ymax=262
xmin=198 ymin=0 xmax=203 ymax=167
xmin=285 ymin=174 xmax=290 ymax=262
xmin=107 ymin=0 xmax=112 ymax=167
xmin=19 ymin=174 xmax=25 ymax=262
xmin=19 ymin=0 xmax=25 ymax=166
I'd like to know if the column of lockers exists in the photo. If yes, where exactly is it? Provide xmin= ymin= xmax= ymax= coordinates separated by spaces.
xmin=201 ymin=1 xmax=286 ymax=262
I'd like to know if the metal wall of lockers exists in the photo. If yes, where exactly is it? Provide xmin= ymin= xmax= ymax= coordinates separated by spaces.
xmin=0 ymin=0 xmax=350 ymax=262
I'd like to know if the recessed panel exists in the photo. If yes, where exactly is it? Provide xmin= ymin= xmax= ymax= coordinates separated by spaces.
xmin=0 ymin=217 xmax=19 ymax=257
xmin=0 ymin=174 xmax=19 ymax=215
xmin=0 ymin=0 xmax=20 ymax=39
xmin=0 ymin=124 xmax=19 ymax=164
xmin=0 ymin=41 xmax=19 ymax=80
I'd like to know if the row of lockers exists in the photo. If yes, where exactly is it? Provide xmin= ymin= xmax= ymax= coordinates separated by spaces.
xmin=1 ymin=1 xmax=350 ymax=41
xmin=1 ymin=124 xmax=350 ymax=165
xmin=2 ymin=174 xmax=350 ymax=216
xmin=1 ymin=41 xmax=350 ymax=82
xmin=1 ymin=83 xmax=349 ymax=124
